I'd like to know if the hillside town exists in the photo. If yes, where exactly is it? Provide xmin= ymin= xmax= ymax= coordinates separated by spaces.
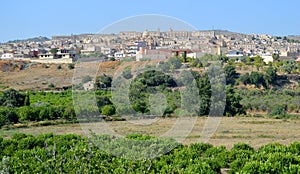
xmin=1 ymin=29 xmax=300 ymax=64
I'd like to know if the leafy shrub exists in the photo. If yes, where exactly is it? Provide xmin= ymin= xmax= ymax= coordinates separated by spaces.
xmin=168 ymin=57 xmax=182 ymax=69
xmin=0 ymin=133 xmax=299 ymax=173
xmin=0 ymin=89 xmax=26 ymax=107
xmin=81 ymin=75 xmax=92 ymax=83
xmin=101 ymin=105 xmax=116 ymax=116
xmin=68 ymin=63 xmax=75 ymax=69
xmin=48 ymin=83 xmax=55 ymax=88
xmin=270 ymin=105 xmax=287 ymax=117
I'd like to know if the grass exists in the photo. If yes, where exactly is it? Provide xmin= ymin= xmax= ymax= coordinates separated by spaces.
xmin=0 ymin=117 xmax=299 ymax=149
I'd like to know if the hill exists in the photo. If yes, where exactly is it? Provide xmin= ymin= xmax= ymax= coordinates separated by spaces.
xmin=0 ymin=60 xmax=125 ymax=91
xmin=6 ymin=36 xmax=50 ymax=43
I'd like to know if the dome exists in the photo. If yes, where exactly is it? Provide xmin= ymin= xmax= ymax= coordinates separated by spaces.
xmin=142 ymin=29 xmax=149 ymax=38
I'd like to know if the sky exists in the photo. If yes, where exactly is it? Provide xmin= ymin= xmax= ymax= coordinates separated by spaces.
xmin=1 ymin=0 xmax=300 ymax=42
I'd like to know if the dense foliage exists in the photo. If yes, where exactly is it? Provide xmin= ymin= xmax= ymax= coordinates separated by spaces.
xmin=0 ymin=133 xmax=299 ymax=173
xmin=0 ymin=89 xmax=29 ymax=107
xmin=1 ymin=54 xmax=300 ymax=127
xmin=239 ymin=89 xmax=300 ymax=118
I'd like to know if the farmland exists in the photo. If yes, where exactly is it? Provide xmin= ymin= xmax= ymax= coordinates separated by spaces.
xmin=0 ymin=56 xmax=300 ymax=173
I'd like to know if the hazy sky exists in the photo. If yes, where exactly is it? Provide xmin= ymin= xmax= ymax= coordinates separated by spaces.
xmin=1 ymin=0 xmax=299 ymax=42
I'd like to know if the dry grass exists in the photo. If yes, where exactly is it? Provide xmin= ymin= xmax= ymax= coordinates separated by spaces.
xmin=1 ymin=117 xmax=299 ymax=149
xmin=0 ymin=60 xmax=158 ymax=91
xmin=0 ymin=63 xmax=74 ymax=90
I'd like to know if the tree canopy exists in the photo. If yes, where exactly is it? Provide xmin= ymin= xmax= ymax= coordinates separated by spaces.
xmin=0 ymin=89 xmax=27 ymax=107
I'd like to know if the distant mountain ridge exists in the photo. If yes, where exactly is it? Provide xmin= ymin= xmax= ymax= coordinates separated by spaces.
xmin=7 ymin=36 xmax=50 ymax=43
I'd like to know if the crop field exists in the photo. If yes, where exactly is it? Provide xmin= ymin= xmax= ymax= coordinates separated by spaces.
xmin=1 ymin=117 xmax=299 ymax=149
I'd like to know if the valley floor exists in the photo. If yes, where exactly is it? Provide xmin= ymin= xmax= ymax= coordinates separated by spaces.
xmin=1 ymin=116 xmax=299 ymax=149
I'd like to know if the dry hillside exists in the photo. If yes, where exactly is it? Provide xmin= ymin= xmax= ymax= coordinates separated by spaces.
xmin=0 ymin=60 xmax=161 ymax=91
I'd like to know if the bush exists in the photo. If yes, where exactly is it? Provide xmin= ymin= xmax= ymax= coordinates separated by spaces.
xmin=68 ymin=63 xmax=75 ymax=69
xmin=101 ymin=105 xmax=116 ymax=116
xmin=122 ymin=69 xmax=133 ymax=79
xmin=81 ymin=75 xmax=92 ymax=83
xmin=239 ymin=73 xmax=250 ymax=85
xmin=0 ymin=109 xmax=7 ymax=127
xmin=48 ymin=83 xmax=55 ymax=88
xmin=168 ymin=57 xmax=182 ymax=69
xmin=6 ymin=110 xmax=18 ymax=123
xmin=96 ymin=96 xmax=112 ymax=110
xmin=0 ymin=107 xmax=18 ymax=127
xmin=0 ymin=89 xmax=26 ymax=107
xmin=270 ymin=105 xmax=287 ymax=117
xmin=57 ymin=64 xmax=62 ymax=70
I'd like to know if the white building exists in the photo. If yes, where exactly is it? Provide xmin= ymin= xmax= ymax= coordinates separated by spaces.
xmin=81 ymin=47 xmax=96 ymax=55
xmin=136 ymin=49 xmax=172 ymax=61
xmin=226 ymin=50 xmax=244 ymax=58
xmin=261 ymin=54 xmax=274 ymax=64
xmin=1 ymin=53 xmax=14 ymax=59
xmin=83 ymin=81 xmax=95 ymax=90
xmin=114 ymin=51 xmax=125 ymax=58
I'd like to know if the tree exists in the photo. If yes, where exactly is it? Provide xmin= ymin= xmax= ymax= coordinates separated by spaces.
xmin=224 ymin=65 xmax=238 ymax=85
xmin=96 ymin=96 xmax=112 ymax=111
xmin=253 ymin=56 xmax=265 ymax=71
xmin=24 ymin=92 xmax=30 ymax=106
xmin=0 ymin=108 xmax=18 ymax=126
xmin=264 ymin=66 xmax=277 ymax=87
xmin=197 ymin=73 xmax=211 ymax=115
xmin=250 ymin=72 xmax=265 ymax=88
xmin=0 ymin=89 xmax=26 ymax=107
xmin=272 ymin=53 xmax=280 ymax=62
xmin=95 ymin=74 xmax=112 ymax=89
xmin=282 ymin=61 xmax=296 ymax=74
xmin=239 ymin=73 xmax=250 ymax=85
xmin=224 ymin=86 xmax=245 ymax=116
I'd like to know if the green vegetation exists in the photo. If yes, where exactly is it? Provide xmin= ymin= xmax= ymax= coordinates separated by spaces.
xmin=239 ymin=89 xmax=300 ymax=118
xmin=0 ymin=54 xmax=300 ymax=173
xmin=68 ymin=63 xmax=75 ymax=70
xmin=0 ymin=53 xmax=299 ymax=128
xmin=0 ymin=133 xmax=299 ymax=173
xmin=49 ymin=48 xmax=58 ymax=55
xmin=81 ymin=75 xmax=92 ymax=83
xmin=57 ymin=64 xmax=62 ymax=70
xmin=0 ymin=89 xmax=27 ymax=107
xmin=95 ymin=74 xmax=112 ymax=89
xmin=48 ymin=83 xmax=55 ymax=88
xmin=101 ymin=105 xmax=116 ymax=116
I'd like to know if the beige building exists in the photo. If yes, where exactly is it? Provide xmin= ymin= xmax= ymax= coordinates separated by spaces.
xmin=38 ymin=49 xmax=77 ymax=63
